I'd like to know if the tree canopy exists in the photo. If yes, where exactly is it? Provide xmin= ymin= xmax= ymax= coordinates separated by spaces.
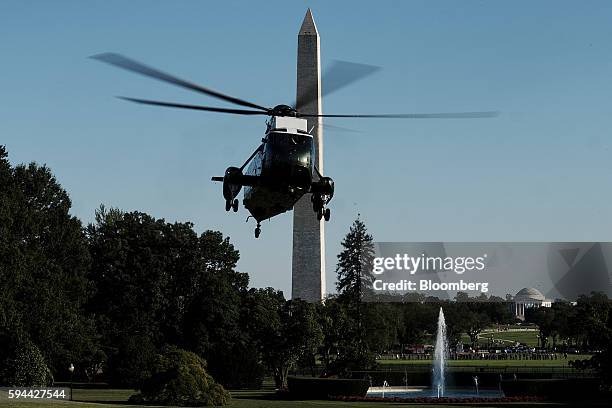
xmin=0 ymin=146 xmax=94 ymax=382
xmin=2 ymin=145 xmax=612 ymax=392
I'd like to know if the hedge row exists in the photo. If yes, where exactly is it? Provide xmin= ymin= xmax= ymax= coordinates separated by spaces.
xmin=501 ymin=378 xmax=600 ymax=399
xmin=331 ymin=395 xmax=545 ymax=403
xmin=287 ymin=376 xmax=369 ymax=399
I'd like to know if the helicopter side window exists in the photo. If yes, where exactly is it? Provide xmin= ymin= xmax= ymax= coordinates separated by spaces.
xmin=268 ymin=132 xmax=311 ymax=151
xmin=291 ymin=135 xmax=308 ymax=145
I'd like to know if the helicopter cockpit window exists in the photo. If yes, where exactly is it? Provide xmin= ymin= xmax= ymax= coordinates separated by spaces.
xmin=291 ymin=135 xmax=309 ymax=145
xmin=269 ymin=132 xmax=310 ymax=146
xmin=268 ymin=132 xmax=312 ymax=159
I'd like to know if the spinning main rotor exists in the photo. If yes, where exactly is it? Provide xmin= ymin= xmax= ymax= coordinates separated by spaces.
xmin=91 ymin=53 xmax=498 ymax=121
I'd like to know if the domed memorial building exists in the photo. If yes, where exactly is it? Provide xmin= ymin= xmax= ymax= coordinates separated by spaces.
xmin=511 ymin=287 xmax=552 ymax=320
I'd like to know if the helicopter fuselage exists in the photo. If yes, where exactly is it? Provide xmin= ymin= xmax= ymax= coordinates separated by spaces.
xmin=243 ymin=116 xmax=314 ymax=222
xmin=213 ymin=115 xmax=333 ymax=237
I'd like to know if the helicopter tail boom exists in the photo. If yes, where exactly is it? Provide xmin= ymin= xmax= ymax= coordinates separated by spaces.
xmin=211 ymin=173 xmax=260 ymax=187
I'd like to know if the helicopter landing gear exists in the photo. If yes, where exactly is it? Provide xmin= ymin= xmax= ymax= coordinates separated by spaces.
xmin=254 ymin=222 xmax=261 ymax=238
xmin=312 ymin=194 xmax=332 ymax=222
xmin=317 ymin=207 xmax=331 ymax=221
xmin=226 ymin=198 xmax=239 ymax=212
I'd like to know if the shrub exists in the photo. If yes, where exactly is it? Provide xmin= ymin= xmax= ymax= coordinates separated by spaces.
xmin=129 ymin=346 xmax=230 ymax=406
xmin=9 ymin=338 xmax=53 ymax=386
xmin=287 ymin=376 xmax=369 ymax=399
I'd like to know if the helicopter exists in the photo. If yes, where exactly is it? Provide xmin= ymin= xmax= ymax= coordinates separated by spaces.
xmin=92 ymin=53 xmax=497 ymax=238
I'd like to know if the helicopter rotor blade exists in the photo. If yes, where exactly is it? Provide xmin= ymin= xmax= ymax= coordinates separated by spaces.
xmin=295 ymin=60 xmax=381 ymax=109
xmin=322 ymin=123 xmax=362 ymax=133
xmin=91 ymin=53 xmax=271 ymax=112
xmin=321 ymin=60 xmax=381 ymax=99
xmin=118 ymin=97 xmax=270 ymax=115
xmin=301 ymin=111 xmax=499 ymax=119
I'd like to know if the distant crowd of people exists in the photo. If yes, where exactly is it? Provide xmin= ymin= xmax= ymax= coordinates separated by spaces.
xmin=379 ymin=351 xmax=573 ymax=361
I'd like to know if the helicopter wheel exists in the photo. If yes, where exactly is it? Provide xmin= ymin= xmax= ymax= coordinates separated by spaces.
xmin=316 ymin=209 xmax=323 ymax=221
xmin=225 ymin=200 xmax=231 ymax=212
xmin=254 ymin=225 xmax=261 ymax=239
xmin=312 ymin=195 xmax=324 ymax=213
xmin=324 ymin=208 xmax=331 ymax=222
xmin=232 ymin=199 xmax=239 ymax=212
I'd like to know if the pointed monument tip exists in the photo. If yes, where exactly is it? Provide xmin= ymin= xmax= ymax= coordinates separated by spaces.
xmin=299 ymin=8 xmax=318 ymax=36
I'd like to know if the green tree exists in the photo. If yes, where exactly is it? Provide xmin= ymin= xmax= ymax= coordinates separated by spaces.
xmin=333 ymin=216 xmax=376 ymax=372
xmin=182 ymin=231 xmax=257 ymax=388
xmin=526 ymin=307 xmax=555 ymax=349
xmin=336 ymin=217 xmax=375 ymax=306
xmin=244 ymin=289 xmax=322 ymax=388
xmin=87 ymin=209 xmax=193 ymax=385
xmin=316 ymin=297 xmax=352 ymax=375
xmin=363 ymin=302 xmax=400 ymax=356
xmin=87 ymin=209 xmax=253 ymax=388
xmin=464 ymin=310 xmax=490 ymax=349
xmin=568 ymin=293 xmax=612 ymax=386
xmin=550 ymin=301 xmax=574 ymax=347
xmin=0 ymin=146 xmax=96 ymax=380
xmin=397 ymin=303 xmax=432 ymax=349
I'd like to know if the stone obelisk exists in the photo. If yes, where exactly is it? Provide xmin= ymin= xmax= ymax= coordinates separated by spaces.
xmin=292 ymin=9 xmax=325 ymax=302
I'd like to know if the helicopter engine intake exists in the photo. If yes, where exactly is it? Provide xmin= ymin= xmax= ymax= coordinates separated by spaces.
xmin=311 ymin=176 xmax=334 ymax=199
xmin=222 ymin=166 xmax=242 ymax=211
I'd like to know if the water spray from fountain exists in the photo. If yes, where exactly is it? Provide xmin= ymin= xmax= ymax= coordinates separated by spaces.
xmin=432 ymin=307 xmax=448 ymax=397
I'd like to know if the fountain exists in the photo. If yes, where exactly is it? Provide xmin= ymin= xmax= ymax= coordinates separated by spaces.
xmin=432 ymin=307 xmax=448 ymax=397
xmin=366 ymin=306 xmax=504 ymax=401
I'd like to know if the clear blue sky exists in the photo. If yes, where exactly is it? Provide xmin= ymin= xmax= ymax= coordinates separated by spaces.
xmin=2 ymin=1 xmax=612 ymax=296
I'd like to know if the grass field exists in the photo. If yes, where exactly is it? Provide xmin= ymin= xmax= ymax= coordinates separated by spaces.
xmin=2 ymin=388 xmax=610 ymax=408
xmin=378 ymin=354 xmax=592 ymax=367
xmin=459 ymin=328 xmax=541 ymax=347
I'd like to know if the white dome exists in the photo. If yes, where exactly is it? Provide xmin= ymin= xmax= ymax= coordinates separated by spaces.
xmin=515 ymin=287 xmax=545 ymax=302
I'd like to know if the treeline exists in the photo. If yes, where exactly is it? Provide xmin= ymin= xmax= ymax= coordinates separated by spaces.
xmin=1 ymin=146 xmax=611 ymax=390
xmin=526 ymin=293 xmax=612 ymax=350
xmin=0 ymin=146 xmax=316 ymax=388
xmin=0 ymin=146 xmax=305 ymax=388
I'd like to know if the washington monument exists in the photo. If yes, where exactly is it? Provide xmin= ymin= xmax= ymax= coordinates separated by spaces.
xmin=292 ymin=9 xmax=325 ymax=302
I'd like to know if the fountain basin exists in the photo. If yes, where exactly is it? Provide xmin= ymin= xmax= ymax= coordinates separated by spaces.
xmin=367 ymin=387 xmax=504 ymax=399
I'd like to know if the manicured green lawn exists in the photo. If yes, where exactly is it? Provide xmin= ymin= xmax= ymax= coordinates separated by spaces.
xmin=459 ymin=329 xmax=540 ymax=348
xmin=2 ymin=388 xmax=610 ymax=408
xmin=1 ymin=388 xmax=136 ymax=408
xmin=72 ymin=388 xmax=136 ymax=402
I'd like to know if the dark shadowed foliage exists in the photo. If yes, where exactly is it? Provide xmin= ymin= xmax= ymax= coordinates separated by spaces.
xmin=0 ymin=146 xmax=96 ymax=382
xmin=130 ymin=346 xmax=230 ymax=406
